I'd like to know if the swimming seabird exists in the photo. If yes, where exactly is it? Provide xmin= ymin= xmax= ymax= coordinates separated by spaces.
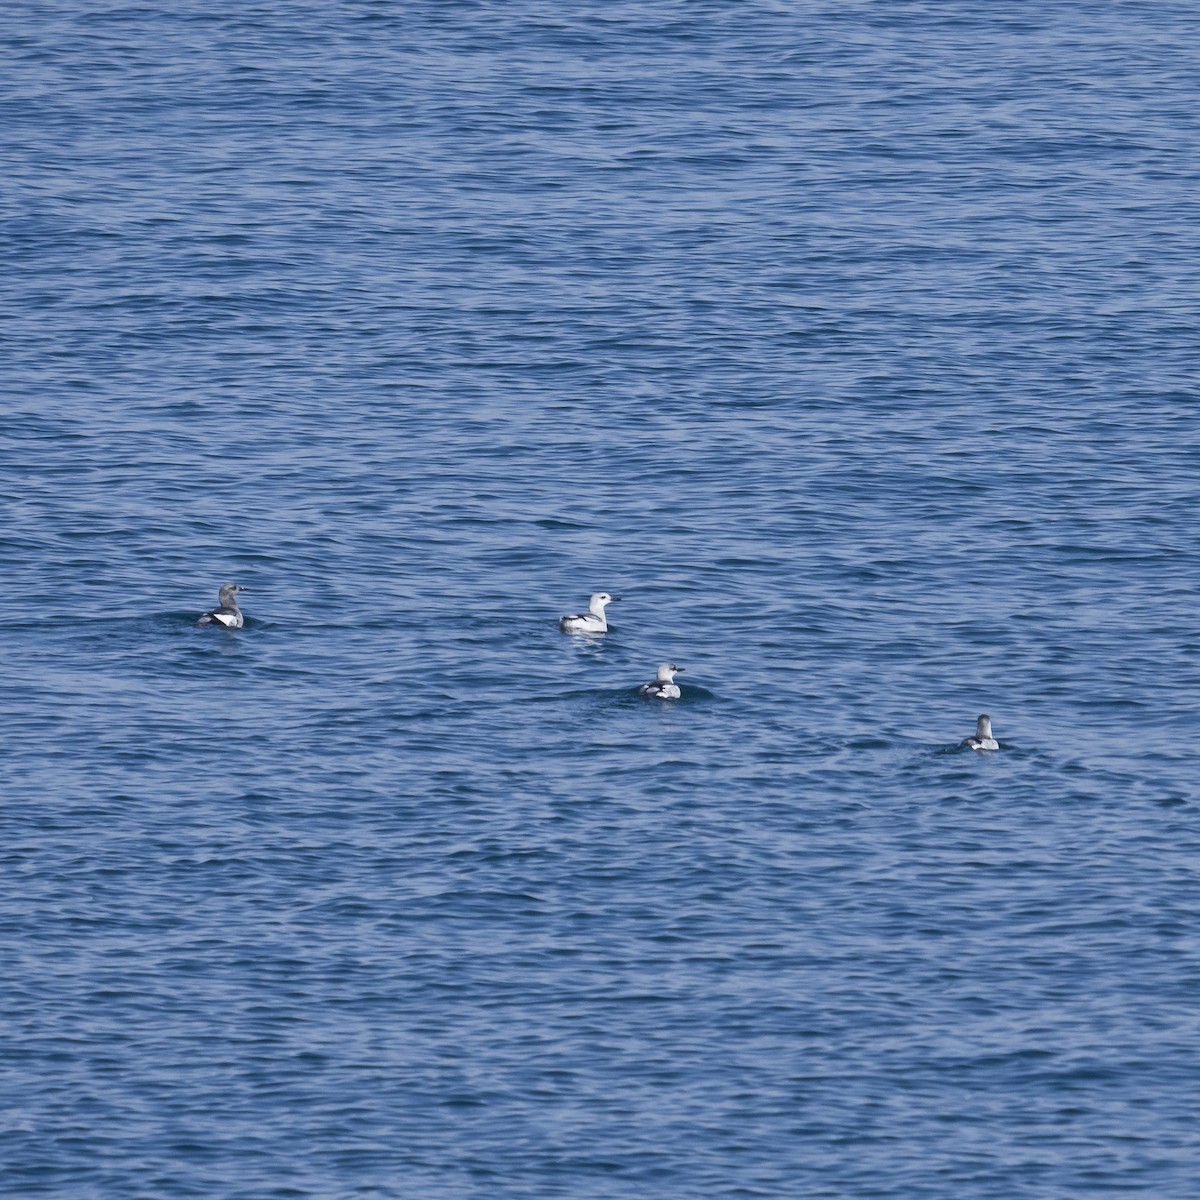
xmin=559 ymin=592 xmax=619 ymax=634
xmin=197 ymin=582 xmax=248 ymax=629
xmin=960 ymin=714 xmax=999 ymax=752
xmin=640 ymin=663 xmax=684 ymax=700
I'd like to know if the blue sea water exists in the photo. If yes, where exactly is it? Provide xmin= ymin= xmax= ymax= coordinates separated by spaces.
xmin=3 ymin=1 xmax=1200 ymax=1196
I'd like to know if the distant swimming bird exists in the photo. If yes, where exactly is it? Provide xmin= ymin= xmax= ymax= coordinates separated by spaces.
xmin=559 ymin=592 xmax=619 ymax=634
xmin=197 ymin=582 xmax=248 ymax=629
xmin=961 ymin=714 xmax=999 ymax=751
xmin=640 ymin=663 xmax=684 ymax=700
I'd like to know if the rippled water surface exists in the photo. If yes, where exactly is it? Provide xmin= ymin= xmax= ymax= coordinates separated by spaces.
xmin=3 ymin=2 xmax=1200 ymax=1197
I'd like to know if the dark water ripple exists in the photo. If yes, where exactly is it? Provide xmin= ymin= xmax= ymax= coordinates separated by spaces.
xmin=3 ymin=2 xmax=1200 ymax=1197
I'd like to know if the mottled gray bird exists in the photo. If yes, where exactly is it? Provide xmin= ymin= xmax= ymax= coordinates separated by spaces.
xmin=640 ymin=663 xmax=684 ymax=700
xmin=961 ymin=714 xmax=999 ymax=752
xmin=197 ymin=582 xmax=248 ymax=629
